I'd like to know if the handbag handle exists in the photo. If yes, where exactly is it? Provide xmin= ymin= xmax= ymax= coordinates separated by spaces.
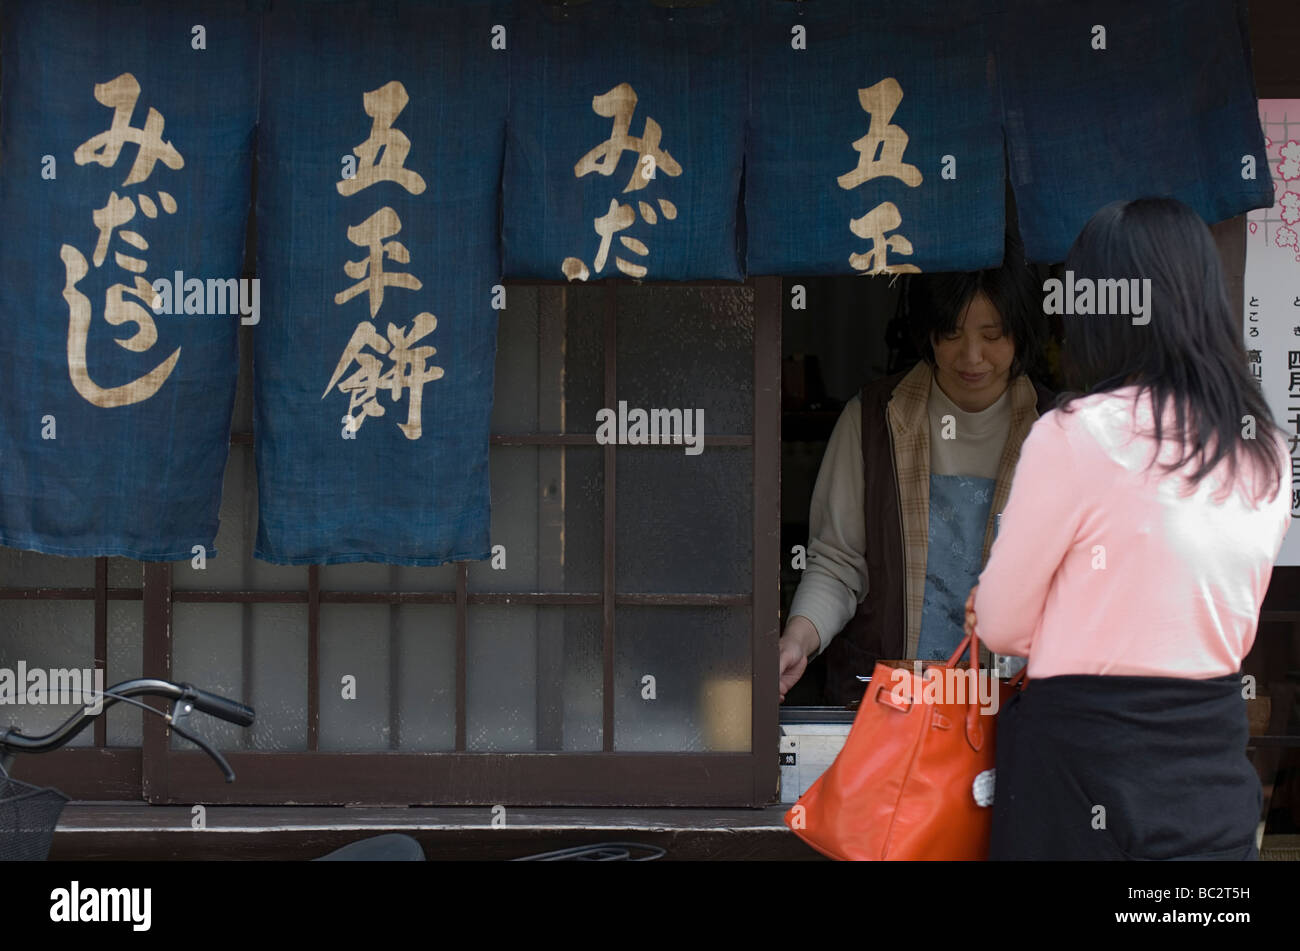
xmin=943 ymin=630 xmax=1030 ymax=684
xmin=943 ymin=631 xmax=983 ymax=671
xmin=937 ymin=632 xmax=983 ymax=750
xmin=942 ymin=631 xmax=1026 ymax=752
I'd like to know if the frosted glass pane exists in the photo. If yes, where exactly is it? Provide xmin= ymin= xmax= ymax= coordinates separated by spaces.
xmin=174 ymin=445 xmax=306 ymax=591
xmin=320 ymin=561 xmax=457 ymax=592
xmin=614 ymin=607 xmax=751 ymax=752
xmin=107 ymin=557 xmax=140 ymax=588
xmin=467 ymin=605 xmax=534 ymax=751
xmin=318 ymin=605 xmax=392 ymax=751
xmin=247 ymin=604 xmax=307 ymax=751
xmin=558 ymin=608 xmax=603 ymax=752
xmin=0 ymin=601 xmax=96 ymax=747
xmin=316 ymin=605 xmax=457 ymax=751
xmin=490 ymin=284 xmax=604 ymax=435
xmin=616 ymin=285 xmax=754 ymax=433
xmin=171 ymin=603 xmax=301 ymax=751
xmin=394 ymin=605 xmax=456 ymax=751
xmin=173 ymin=604 xmax=455 ymax=754
xmin=171 ymin=603 xmax=242 ymax=751
xmin=392 ymin=564 xmax=459 ymax=591
xmin=490 ymin=286 xmax=540 ymax=433
xmin=467 ymin=606 xmax=602 ymax=752
xmin=562 ymin=285 xmax=606 ymax=433
xmin=616 ymin=448 xmax=752 ymax=593
xmin=469 ymin=447 xmax=602 ymax=593
xmin=0 ymin=547 xmax=92 ymax=587
xmin=106 ymin=600 xmax=143 ymax=746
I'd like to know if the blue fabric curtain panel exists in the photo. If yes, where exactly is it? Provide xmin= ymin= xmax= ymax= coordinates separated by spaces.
xmin=0 ymin=0 xmax=257 ymax=559
xmin=999 ymin=0 xmax=1274 ymax=263
xmin=253 ymin=0 xmax=506 ymax=565
xmin=502 ymin=0 xmax=747 ymax=282
xmin=0 ymin=0 xmax=1280 ymax=565
xmin=744 ymin=0 xmax=1006 ymax=276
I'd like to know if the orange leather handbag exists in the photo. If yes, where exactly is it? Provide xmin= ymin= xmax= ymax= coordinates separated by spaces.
xmin=784 ymin=632 xmax=1024 ymax=860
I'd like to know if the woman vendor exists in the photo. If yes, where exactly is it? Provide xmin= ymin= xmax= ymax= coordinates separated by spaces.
xmin=778 ymin=233 xmax=1052 ymax=705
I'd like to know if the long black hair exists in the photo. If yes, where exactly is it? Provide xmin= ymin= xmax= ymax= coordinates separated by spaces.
xmin=908 ymin=229 xmax=1044 ymax=380
xmin=1058 ymin=197 xmax=1284 ymax=503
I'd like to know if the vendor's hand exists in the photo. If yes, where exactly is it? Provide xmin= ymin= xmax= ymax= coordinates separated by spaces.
xmin=964 ymin=584 xmax=979 ymax=641
xmin=779 ymin=616 xmax=821 ymax=703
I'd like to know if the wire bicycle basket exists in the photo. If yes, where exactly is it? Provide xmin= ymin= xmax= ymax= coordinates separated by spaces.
xmin=0 ymin=775 xmax=68 ymax=862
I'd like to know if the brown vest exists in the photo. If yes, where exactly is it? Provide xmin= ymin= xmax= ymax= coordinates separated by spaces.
xmin=820 ymin=371 xmax=1055 ymax=705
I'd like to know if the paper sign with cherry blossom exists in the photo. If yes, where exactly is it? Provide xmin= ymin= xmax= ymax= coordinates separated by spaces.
xmin=1248 ymin=100 xmax=1300 ymax=257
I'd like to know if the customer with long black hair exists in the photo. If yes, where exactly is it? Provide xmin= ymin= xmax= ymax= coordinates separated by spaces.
xmin=966 ymin=197 xmax=1292 ymax=860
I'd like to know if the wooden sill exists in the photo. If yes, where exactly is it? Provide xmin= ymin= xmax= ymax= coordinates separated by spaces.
xmin=50 ymin=803 xmax=821 ymax=861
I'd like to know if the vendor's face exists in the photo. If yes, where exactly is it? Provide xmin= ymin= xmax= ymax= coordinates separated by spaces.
xmin=930 ymin=291 xmax=1015 ymax=413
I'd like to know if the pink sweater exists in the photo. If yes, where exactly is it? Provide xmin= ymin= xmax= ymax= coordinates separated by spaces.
xmin=974 ymin=387 xmax=1292 ymax=679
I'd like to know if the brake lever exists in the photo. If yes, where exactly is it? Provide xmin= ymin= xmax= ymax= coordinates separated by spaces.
xmin=168 ymin=695 xmax=236 ymax=783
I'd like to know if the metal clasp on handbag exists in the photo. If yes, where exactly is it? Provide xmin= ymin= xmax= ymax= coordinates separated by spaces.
xmin=841 ymin=675 xmax=873 ymax=712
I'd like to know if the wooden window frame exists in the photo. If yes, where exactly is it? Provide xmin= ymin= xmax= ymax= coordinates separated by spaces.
xmin=7 ymin=276 xmax=781 ymax=807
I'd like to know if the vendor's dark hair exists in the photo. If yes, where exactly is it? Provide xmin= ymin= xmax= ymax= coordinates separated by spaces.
xmin=1058 ymin=197 xmax=1284 ymax=502
xmin=908 ymin=230 xmax=1043 ymax=380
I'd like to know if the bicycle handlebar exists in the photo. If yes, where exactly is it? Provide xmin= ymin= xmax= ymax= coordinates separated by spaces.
xmin=0 ymin=679 xmax=255 ymax=782
xmin=181 ymin=685 xmax=255 ymax=727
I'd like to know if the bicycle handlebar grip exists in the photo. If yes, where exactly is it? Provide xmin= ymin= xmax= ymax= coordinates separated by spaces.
xmin=184 ymin=686 xmax=255 ymax=727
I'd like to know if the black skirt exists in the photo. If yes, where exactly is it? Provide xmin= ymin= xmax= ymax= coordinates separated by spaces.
xmin=989 ymin=672 xmax=1261 ymax=860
